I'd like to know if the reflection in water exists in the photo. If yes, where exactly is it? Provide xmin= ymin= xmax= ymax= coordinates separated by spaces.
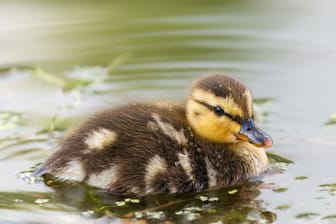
xmin=46 ymin=178 xmax=276 ymax=223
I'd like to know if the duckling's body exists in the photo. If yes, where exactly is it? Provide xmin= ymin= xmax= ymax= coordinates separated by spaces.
xmin=35 ymin=73 xmax=272 ymax=196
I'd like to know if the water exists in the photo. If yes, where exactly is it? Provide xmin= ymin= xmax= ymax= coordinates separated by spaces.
xmin=1 ymin=0 xmax=336 ymax=223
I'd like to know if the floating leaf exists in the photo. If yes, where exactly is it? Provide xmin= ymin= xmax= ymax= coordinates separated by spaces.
xmin=295 ymin=212 xmax=319 ymax=219
xmin=175 ymin=211 xmax=185 ymax=215
xmin=34 ymin=198 xmax=49 ymax=204
xmin=267 ymin=152 xmax=293 ymax=173
xmin=134 ymin=212 xmax=144 ymax=219
xmin=0 ymin=112 xmax=23 ymax=130
xmin=176 ymin=206 xmax=203 ymax=221
xmin=0 ymin=67 xmax=11 ymax=73
xmin=276 ymin=204 xmax=291 ymax=210
xmin=228 ymin=189 xmax=238 ymax=195
xmin=322 ymin=215 xmax=336 ymax=220
xmin=145 ymin=211 xmax=165 ymax=220
xmin=208 ymin=197 xmax=219 ymax=202
xmin=198 ymin=195 xmax=208 ymax=202
xmin=267 ymin=152 xmax=294 ymax=164
xmin=319 ymin=183 xmax=336 ymax=193
xmin=186 ymin=212 xmax=201 ymax=221
xmin=325 ymin=113 xmax=336 ymax=125
xmin=184 ymin=206 xmax=202 ymax=212
xmin=130 ymin=199 xmax=140 ymax=203
xmin=273 ymin=187 xmax=288 ymax=193
xmin=271 ymin=162 xmax=289 ymax=172
xmin=197 ymin=195 xmax=218 ymax=202
xmin=260 ymin=210 xmax=277 ymax=223
xmin=319 ymin=183 xmax=336 ymax=188
xmin=295 ymin=176 xmax=308 ymax=180
xmin=115 ymin=201 xmax=126 ymax=207
xmin=125 ymin=198 xmax=140 ymax=204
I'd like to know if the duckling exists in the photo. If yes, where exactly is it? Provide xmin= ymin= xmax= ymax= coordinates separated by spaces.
xmin=34 ymin=72 xmax=272 ymax=196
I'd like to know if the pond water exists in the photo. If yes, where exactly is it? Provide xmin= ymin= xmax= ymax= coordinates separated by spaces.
xmin=1 ymin=0 xmax=336 ymax=223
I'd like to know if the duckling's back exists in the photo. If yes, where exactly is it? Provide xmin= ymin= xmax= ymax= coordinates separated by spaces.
xmin=37 ymin=103 xmax=197 ymax=195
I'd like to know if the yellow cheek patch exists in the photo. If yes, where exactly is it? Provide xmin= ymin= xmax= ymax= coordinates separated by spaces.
xmin=191 ymin=89 xmax=243 ymax=118
xmin=186 ymin=100 xmax=241 ymax=143
xmin=199 ymin=116 xmax=240 ymax=143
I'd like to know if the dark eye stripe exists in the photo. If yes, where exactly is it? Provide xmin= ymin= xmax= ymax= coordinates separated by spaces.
xmin=225 ymin=112 xmax=242 ymax=124
xmin=193 ymin=99 xmax=242 ymax=124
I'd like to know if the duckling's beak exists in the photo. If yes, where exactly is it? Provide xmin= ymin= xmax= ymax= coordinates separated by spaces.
xmin=236 ymin=119 xmax=273 ymax=148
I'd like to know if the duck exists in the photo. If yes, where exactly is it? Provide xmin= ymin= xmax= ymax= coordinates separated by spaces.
xmin=34 ymin=72 xmax=273 ymax=196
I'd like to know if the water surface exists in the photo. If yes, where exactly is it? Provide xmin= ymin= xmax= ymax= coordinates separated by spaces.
xmin=1 ymin=0 xmax=336 ymax=223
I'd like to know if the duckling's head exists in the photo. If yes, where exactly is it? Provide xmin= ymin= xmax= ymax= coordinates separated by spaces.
xmin=186 ymin=73 xmax=272 ymax=148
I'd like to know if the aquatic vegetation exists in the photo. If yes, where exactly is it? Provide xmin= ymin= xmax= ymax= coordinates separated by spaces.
xmin=267 ymin=151 xmax=294 ymax=175
xmin=36 ymin=115 xmax=79 ymax=135
xmin=0 ymin=112 xmax=23 ymax=130
xmin=198 ymin=195 xmax=219 ymax=202
xmin=228 ymin=189 xmax=239 ymax=195
xmin=253 ymin=98 xmax=273 ymax=123
xmin=295 ymin=212 xmax=319 ymax=220
xmin=0 ymin=65 xmax=295 ymax=223
xmin=322 ymin=215 xmax=336 ymax=220
xmin=0 ymin=53 xmax=129 ymax=92
xmin=0 ymin=191 xmax=64 ymax=211
xmin=115 ymin=198 xmax=140 ymax=207
xmin=275 ymin=204 xmax=291 ymax=210
xmin=0 ymin=66 xmax=91 ymax=91
xmin=295 ymin=176 xmax=308 ymax=180
xmin=272 ymin=187 xmax=288 ymax=193
xmin=319 ymin=183 xmax=336 ymax=195
xmin=325 ymin=113 xmax=336 ymax=125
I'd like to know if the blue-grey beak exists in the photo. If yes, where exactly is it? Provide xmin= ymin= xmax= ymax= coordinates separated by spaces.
xmin=237 ymin=119 xmax=273 ymax=148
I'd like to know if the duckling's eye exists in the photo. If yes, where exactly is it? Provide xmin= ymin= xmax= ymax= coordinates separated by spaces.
xmin=213 ymin=106 xmax=225 ymax=116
